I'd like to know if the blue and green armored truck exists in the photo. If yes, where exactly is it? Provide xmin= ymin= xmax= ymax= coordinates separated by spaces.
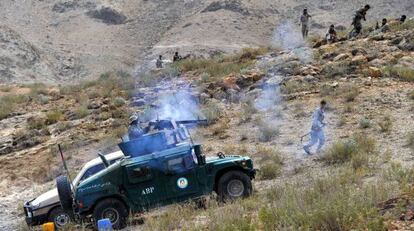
xmin=56 ymin=120 xmax=256 ymax=229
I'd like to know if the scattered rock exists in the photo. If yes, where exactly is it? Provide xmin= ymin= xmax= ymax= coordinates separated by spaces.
xmin=130 ymin=99 xmax=146 ymax=107
xmin=201 ymin=0 xmax=249 ymax=16
xmin=87 ymin=7 xmax=127 ymax=25
xmin=87 ymin=101 xmax=102 ymax=110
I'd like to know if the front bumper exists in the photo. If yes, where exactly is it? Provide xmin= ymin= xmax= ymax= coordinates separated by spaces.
xmin=248 ymin=169 xmax=257 ymax=179
xmin=23 ymin=201 xmax=49 ymax=226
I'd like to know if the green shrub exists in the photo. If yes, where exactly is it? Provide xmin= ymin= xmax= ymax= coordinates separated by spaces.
xmin=0 ymin=94 xmax=29 ymax=119
xmin=321 ymin=134 xmax=376 ymax=168
xmin=256 ymin=146 xmax=283 ymax=180
xmin=113 ymin=97 xmax=126 ymax=107
xmin=359 ymin=117 xmax=371 ymax=129
xmin=38 ymin=94 xmax=49 ymax=105
xmin=46 ymin=110 xmax=64 ymax=125
xmin=383 ymin=66 xmax=414 ymax=82
xmin=200 ymin=72 xmax=211 ymax=83
xmin=74 ymin=106 xmax=89 ymax=119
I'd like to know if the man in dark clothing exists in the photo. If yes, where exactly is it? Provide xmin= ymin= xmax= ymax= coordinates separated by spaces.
xmin=173 ymin=52 xmax=182 ymax=62
xmin=156 ymin=55 xmax=163 ymax=68
xmin=300 ymin=9 xmax=312 ymax=39
xmin=379 ymin=18 xmax=390 ymax=32
xmin=350 ymin=4 xmax=370 ymax=38
xmin=326 ymin=24 xmax=338 ymax=43
xmin=399 ymin=15 xmax=407 ymax=23
xmin=128 ymin=115 xmax=144 ymax=140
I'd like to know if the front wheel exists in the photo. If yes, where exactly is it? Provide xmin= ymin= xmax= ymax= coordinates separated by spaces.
xmin=48 ymin=206 xmax=71 ymax=229
xmin=217 ymin=170 xmax=252 ymax=202
xmin=93 ymin=198 xmax=129 ymax=230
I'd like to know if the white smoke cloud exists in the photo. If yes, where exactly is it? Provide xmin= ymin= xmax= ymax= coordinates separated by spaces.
xmin=272 ymin=21 xmax=305 ymax=51
xmin=155 ymin=90 xmax=201 ymax=121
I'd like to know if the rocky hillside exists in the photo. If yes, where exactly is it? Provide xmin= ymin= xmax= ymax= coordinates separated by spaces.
xmin=0 ymin=0 xmax=413 ymax=83
xmin=0 ymin=18 xmax=413 ymax=230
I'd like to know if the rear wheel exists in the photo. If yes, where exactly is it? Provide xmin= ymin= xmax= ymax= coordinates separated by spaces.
xmin=56 ymin=175 xmax=73 ymax=214
xmin=48 ymin=206 xmax=71 ymax=229
xmin=217 ymin=170 xmax=252 ymax=202
xmin=93 ymin=198 xmax=128 ymax=230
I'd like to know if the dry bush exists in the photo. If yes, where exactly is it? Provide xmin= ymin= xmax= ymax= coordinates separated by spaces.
xmin=74 ymin=106 xmax=89 ymax=119
xmin=407 ymin=131 xmax=414 ymax=153
xmin=256 ymin=146 xmax=283 ymax=180
xmin=343 ymin=103 xmax=354 ymax=113
xmin=46 ymin=110 xmax=65 ymax=125
xmin=341 ymin=84 xmax=360 ymax=102
xmin=211 ymin=119 xmax=230 ymax=136
xmin=0 ymin=85 xmax=12 ymax=92
xmin=292 ymin=102 xmax=306 ymax=117
xmin=389 ymin=19 xmax=414 ymax=32
xmin=27 ymin=116 xmax=47 ymax=130
xmin=257 ymin=121 xmax=280 ymax=142
xmin=239 ymin=101 xmax=257 ymax=123
xmin=259 ymin=167 xmax=391 ymax=231
xmin=321 ymin=61 xmax=353 ymax=78
xmin=201 ymin=101 xmax=222 ymax=125
xmin=409 ymin=90 xmax=414 ymax=100
xmin=113 ymin=97 xmax=126 ymax=107
xmin=222 ymin=144 xmax=248 ymax=155
xmin=378 ymin=115 xmax=392 ymax=133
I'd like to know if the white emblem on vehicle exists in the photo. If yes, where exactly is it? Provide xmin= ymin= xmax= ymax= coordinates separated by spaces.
xmin=142 ymin=187 xmax=155 ymax=195
xmin=177 ymin=177 xmax=188 ymax=189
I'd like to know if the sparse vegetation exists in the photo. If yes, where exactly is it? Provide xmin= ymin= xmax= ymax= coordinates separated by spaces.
xmin=256 ymin=146 xmax=283 ymax=180
xmin=359 ymin=117 xmax=371 ymax=129
xmin=383 ymin=66 xmax=414 ymax=82
xmin=378 ymin=115 xmax=392 ymax=133
xmin=113 ymin=96 xmax=126 ymax=107
xmin=175 ymin=48 xmax=267 ymax=78
xmin=257 ymin=120 xmax=280 ymax=142
xmin=46 ymin=110 xmax=64 ymax=125
xmin=74 ymin=106 xmax=89 ymax=119
xmin=342 ymin=84 xmax=359 ymax=102
xmin=321 ymin=134 xmax=376 ymax=169
xmin=27 ymin=116 xmax=47 ymax=130
xmin=0 ymin=94 xmax=29 ymax=119
xmin=407 ymin=131 xmax=414 ymax=152
xmin=202 ymin=101 xmax=222 ymax=124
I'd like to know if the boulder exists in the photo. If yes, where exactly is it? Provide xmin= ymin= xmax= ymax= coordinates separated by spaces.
xmin=87 ymin=100 xmax=102 ymax=109
xmin=350 ymin=55 xmax=368 ymax=65
xmin=222 ymin=75 xmax=240 ymax=90
xmin=367 ymin=67 xmax=382 ymax=78
xmin=130 ymin=98 xmax=146 ymax=107
xmin=334 ymin=53 xmax=350 ymax=62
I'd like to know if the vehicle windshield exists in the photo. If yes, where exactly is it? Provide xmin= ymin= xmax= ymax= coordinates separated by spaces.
xmin=74 ymin=157 xmax=121 ymax=185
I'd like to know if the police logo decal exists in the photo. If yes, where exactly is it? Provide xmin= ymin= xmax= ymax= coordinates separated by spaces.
xmin=177 ymin=177 xmax=188 ymax=189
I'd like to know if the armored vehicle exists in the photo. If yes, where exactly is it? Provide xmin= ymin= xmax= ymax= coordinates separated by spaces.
xmin=56 ymin=120 xmax=256 ymax=229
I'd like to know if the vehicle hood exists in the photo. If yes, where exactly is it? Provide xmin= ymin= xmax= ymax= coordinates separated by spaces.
xmin=206 ymin=155 xmax=248 ymax=163
xmin=29 ymin=188 xmax=59 ymax=208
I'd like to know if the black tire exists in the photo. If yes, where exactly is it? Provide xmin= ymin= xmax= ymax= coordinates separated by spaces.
xmin=56 ymin=175 xmax=73 ymax=214
xmin=93 ymin=198 xmax=128 ymax=230
xmin=217 ymin=170 xmax=252 ymax=202
xmin=48 ymin=206 xmax=71 ymax=229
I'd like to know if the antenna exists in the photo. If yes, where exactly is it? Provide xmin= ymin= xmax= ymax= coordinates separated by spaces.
xmin=58 ymin=144 xmax=75 ymax=190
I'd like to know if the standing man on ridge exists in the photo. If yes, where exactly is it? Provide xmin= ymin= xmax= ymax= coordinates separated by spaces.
xmin=350 ymin=4 xmax=371 ymax=38
xmin=303 ymin=100 xmax=327 ymax=155
xmin=300 ymin=9 xmax=312 ymax=39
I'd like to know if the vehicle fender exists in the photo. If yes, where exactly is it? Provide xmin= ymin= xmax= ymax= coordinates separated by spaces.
xmin=86 ymin=194 xmax=130 ymax=215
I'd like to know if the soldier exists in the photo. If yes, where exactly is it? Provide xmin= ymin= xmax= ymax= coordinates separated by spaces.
xmin=128 ymin=115 xmax=144 ymax=140
xmin=173 ymin=52 xmax=182 ymax=62
xmin=303 ymin=100 xmax=327 ymax=155
xmin=156 ymin=55 xmax=163 ymax=68
xmin=399 ymin=15 xmax=407 ymax=23
xmin=379 ymin=18 xmax=390 ymax=33
xmin=300 ymin=9 xmax=312 ymax=39
xmin=350 ymin=4 xmax=371 ymax=38
xmin=325 ymin=24 xmax=338 ymax=43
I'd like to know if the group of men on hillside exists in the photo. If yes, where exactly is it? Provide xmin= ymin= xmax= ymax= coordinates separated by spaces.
xmin=156 ymin=52 xmax=182 ymax=68
xmin=300 ymin=5 xmax=408 ymax=44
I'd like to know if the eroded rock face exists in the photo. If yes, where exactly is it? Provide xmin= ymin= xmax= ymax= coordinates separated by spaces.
xmin=202 ymin=0 xmax=250 ymax=15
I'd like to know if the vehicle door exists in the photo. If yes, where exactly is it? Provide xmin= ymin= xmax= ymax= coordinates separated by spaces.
xmin=123 ymin=161 xmax=161 ymax=210
xmin=162 ymin=153 xmax=200 ymax=202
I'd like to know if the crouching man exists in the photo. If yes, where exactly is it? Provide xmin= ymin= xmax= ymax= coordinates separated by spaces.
xmin=303 ymin=100 xmax=327 ymax=155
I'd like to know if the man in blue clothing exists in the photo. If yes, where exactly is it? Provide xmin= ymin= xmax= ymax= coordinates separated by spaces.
xmin=303 ymin=100 xmax=327 ymax=155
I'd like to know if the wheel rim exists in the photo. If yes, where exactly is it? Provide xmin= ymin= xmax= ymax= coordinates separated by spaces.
xmin=54 ymin=213 xmax=70 ymax=227
xmin=102 ymin=208 xmax=119 ymax=224
xmin=227 ymin=179 xmax=244 ymax=197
